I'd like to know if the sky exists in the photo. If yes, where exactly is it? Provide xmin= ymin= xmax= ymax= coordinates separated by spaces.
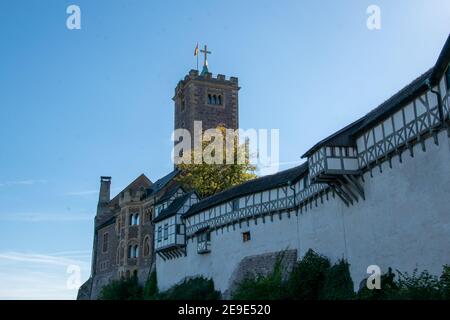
xmin=0 ymin=0 xmax=448 ymax=299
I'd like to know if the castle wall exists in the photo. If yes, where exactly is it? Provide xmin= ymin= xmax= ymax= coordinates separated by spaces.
xmin=156 ymin=130 xmax=450 ymax=293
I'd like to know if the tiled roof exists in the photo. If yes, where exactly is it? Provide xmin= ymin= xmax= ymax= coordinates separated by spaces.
xmin=153 ymin=192 xmax=193 ymax=223
xmin=109 ymin=174 xmax=152 ymax=207
xmin=155 ymin=186 xmax=184 ymax=205
xmin=182 ymin=163 xmax=308 ymax=219
xmin=141 ymin=169 xmax=180 ymax=200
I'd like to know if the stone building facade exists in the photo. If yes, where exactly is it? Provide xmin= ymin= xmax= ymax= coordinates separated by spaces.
xmin=78 ymin=171 xmax=181 ymax=299
xmin=78 ymin=65 xmax=240 ymax=299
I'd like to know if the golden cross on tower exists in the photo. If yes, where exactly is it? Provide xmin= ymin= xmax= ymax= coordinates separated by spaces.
xmin=200 ymin=45 xmax=211 ymax=74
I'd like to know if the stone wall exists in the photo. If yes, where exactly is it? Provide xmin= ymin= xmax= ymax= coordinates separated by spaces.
xmin=156 ymin=130 xmax=450 ymax=294
xmin=224 ymin=249 xmax=297 ymax=298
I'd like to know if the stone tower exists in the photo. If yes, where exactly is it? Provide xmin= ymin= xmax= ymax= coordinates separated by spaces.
xmin=173 ymin=69 xmax=240 ymax=137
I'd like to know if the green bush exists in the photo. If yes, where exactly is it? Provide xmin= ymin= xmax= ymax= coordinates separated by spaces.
xmin=143 ymin=270 xmax=159 ymax=300
xmin=440 ymin=265 xmax=450 ymax=299
xmin=159 ymin=276 xmax=221 ymax=300
xmin=98 ymin=275 xmax=143 ymax=300
xmin=232 ymin=253 xmax=288 ymax=300
xmin=287 ymin=249 xmax=330 ymax=300
xmin=393 ymin=268 xmax=442 ymax=300
xmin=357 ymin=267 xmax=398 ymax=300
xmin=320 ymin=259 xmax=355 ymax=300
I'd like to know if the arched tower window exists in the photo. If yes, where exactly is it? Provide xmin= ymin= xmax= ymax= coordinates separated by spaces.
xmin=143 ymin=236 xmax=150 ymax=257
xmin=129 ymin=214 xmax=134 ymax=226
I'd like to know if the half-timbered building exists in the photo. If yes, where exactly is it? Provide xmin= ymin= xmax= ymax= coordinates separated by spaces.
xmin=154 ymin=35 xmax=450 ymax=294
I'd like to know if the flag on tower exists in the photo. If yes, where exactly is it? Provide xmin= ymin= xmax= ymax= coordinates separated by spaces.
xmin=194 ymin=43 xmax=199 ymax=56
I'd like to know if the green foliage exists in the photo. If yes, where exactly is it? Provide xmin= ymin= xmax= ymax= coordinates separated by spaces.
xmin=159 ymin=276 xmax=221 ymax=300
xmin=393 ymin=268 xmax=442 ymax=300
xmin=98 ymin=275 xmax=143 ymax=300
xmin=440 ymin=265 xmax=450 ymax=299
xmin=232 ymin=253 xmax=288 ymax=300
xmin=357 ymin=267 xmax=398 ymax=300
xmin=97 ymin=252 xmax=450 ymax=300
xmin=319 ymin=259 xmax=355 ymax=300
xmin=358 ymin=266 xmax=450 ymax=300
xmin=176 ymin=126 xmax=256 ymax=198
xmin=143 ymin=270 xmax=159 ymax=300
xmin=287 ymin=249 xmax=331 ymax=300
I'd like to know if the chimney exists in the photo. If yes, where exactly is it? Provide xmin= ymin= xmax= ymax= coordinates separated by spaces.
xmin=98 ymin=176 xmax=111 ymax=212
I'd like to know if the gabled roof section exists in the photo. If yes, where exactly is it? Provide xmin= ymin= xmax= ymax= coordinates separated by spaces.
xmin=302 ymin=34 xmax=450 ymax=158
xmin=182 ymin=163 xmax=308 ymax=219
xmin=141 ymin=169 xmax=180 ymax=200
xmin=109 ymin=174 xmax=152 ymax=207
xmin=155 ymin=185 xmax=185 ymax=205
xmin=153 ymin=192 xmax=194 ymax=223
xmin=302 ymin=118 xmax=365 ymax=158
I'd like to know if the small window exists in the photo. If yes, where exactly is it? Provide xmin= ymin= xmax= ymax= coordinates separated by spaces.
xmin=242 ymin=231 xmax=251 ymax=242
xmin=163 ymin=224 xmax=169 ymax=240
xmin=129 ymin=214 xmax=133 ymax=226
xmin=197 ymin=232 xmax=211 ymax=254
xmin=157 ymin=226 xmax=162 ymax=242
xmin=102 ymin=233 xmax=109 ymax=253
xmin=232 ymin=199 xmax=239 ymax=211
xmin=180 ymin=100 xmax=185 ymax=112
xmin=207 ymin=93 xmax=223 ymax=105
xmin=129 ymin=213 xmax=139 ymax=226
xmin=128 ymin=245 xmax=139 ymax=258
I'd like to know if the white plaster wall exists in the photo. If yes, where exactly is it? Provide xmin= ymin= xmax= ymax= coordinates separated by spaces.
xmin=157 ymin=130 xmax=450 ymax=293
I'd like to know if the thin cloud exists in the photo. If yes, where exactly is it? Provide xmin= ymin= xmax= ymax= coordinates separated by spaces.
xmin=0 ymin=252 xmax=87 ymax=267
xmin=0 ymin=179 xmax=48 ymax=186
xmin=0 ymin=251 xmax=90 ymax=300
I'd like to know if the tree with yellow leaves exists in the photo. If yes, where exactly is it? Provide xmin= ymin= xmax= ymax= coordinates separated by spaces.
xmin=175 ymin=126 xmax=256 ymax=198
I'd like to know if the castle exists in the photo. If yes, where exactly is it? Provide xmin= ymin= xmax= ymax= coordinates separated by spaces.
xmin=78 ymin=35 xmax=450 ymax=299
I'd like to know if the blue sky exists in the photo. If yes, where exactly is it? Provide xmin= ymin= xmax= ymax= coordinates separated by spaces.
xmin=0 ymin=0 xmax=448 ymax=299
